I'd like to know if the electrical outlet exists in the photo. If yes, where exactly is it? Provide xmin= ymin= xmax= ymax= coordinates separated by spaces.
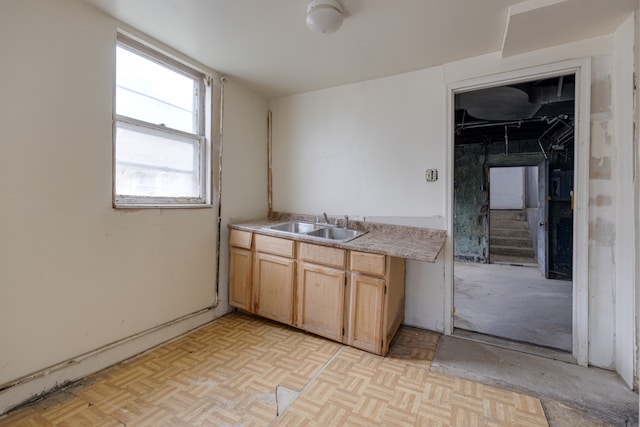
xmin=425 ymin=169 xmax=438 ymax=182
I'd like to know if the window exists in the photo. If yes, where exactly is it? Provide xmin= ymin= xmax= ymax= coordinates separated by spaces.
xmin=114 ymin=33 xmax=210 ymax=207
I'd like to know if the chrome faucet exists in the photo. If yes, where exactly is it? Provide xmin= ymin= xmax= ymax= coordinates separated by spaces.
xmin=335 ymin=215 xmax=349 ymax=229
xmin=323 ymin=212 xmax=330 ymax=224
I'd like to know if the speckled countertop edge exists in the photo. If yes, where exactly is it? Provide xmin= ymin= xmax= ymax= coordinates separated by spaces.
xmin=228 ymin=212 xmax=446 ymax=263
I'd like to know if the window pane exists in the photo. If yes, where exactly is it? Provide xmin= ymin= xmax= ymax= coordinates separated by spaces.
xmin=116 ymin=46 xmax=196 ymax=134
xmin=115 ymin=124 xmax=201 ymax=198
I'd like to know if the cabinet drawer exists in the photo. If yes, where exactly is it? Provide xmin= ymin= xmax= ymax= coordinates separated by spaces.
xmin=350 ymin=251 xmax=386 ymax=277
xmin=255 ymin=234 xmax=295 ymax=258
xmin=229 ymin=230 xmax=252 ymax=249
xmin=299 ymin=243 xmax=346 ymax=268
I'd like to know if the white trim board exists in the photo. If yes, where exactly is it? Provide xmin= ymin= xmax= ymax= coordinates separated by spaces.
xmin=445 ymin=58 xmax=591 ymax=366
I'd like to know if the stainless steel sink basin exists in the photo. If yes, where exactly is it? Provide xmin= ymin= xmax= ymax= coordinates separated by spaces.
xmin=268 ymin=221 xmax=319 ymax=234
xmin=306 ymin=227 xmax=366 ymax=242
xmin=264 ymin=221 xmax=366 ymax=243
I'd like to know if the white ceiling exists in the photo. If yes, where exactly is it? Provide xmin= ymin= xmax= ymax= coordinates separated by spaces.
xmin=81 ymin=0 xmax=637 ymax=99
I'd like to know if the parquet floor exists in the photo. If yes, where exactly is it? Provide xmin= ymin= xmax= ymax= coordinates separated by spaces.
xmin=0 ymin=313 xmax=548 ymax=426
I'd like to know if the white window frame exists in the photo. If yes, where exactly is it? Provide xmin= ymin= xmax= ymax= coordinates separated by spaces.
xmin=113 ymin=32 xmax=211 ymax=208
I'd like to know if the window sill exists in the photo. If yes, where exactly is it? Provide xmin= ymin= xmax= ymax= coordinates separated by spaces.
xmin=113 ymin=202 xmax=213 ymax=209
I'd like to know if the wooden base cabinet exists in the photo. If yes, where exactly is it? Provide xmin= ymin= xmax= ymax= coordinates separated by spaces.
xmin=229 ymin=247 xmax=253 ymax=311
xmin=348 ymin=272 xmax=385 ymax=354
xmin=229 ymin=230 xmax=253 ymax=312
xmin=228 ymin=230 xmax=405 ymax=356
xmin=252 ymin=234 xmax=296 ymax=326
xmin=348 ymin=252 xmax=405 ymax=355
xmin=297 ymin=243 xmax=347 ymax=342
xmin=297 ymin=262 xmax=345 ymax=341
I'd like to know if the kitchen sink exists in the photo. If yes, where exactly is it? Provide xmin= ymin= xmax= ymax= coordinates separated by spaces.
xmin=264 ymin=221 xmax=366 ymax=243
xmin=306 ymin=227 xmax=364 ymax=242
xmin=268 ymin=221 xmax=319 ymax=234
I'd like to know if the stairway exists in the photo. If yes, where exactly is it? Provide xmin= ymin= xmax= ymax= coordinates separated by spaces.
xmin=489 ymin=210 xmax=537 ymax=265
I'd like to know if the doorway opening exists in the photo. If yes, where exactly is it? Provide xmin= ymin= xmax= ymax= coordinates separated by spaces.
xmin=452 ymin=73 xmax=575 ymax=356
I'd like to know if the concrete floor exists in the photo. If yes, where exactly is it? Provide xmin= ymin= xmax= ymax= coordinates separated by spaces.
xmin=451 ymin=262 xmax=638 ymax=425
xmin=454 ymin=261 xmax=572 ymax=351
xmin=432 ymin=336 xmax=639 ymax=426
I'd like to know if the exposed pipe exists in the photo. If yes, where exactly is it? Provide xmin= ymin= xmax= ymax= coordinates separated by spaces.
xmin=456 ymin=114 xmax=570 ymax=132
xmin=552 ymin=126 xmax=574 ymax=146
xmin=457 ymin=117 xmax=532 ymax=131
xmin=212 ymin=76 xmax=227 ymax=310
xmin=555 ymin=115 xmax=572 ymax=129
xmin=537 ymin=139 xmax=549 ymax=160
xmin=557 ymin=75 xmax=564 ymax=97
xmin=504 ymin=125 xmax=509 ymax=155
xmin=456 ymin=109 xmax=467 ymax=135
xmin=536 ymin=117 xmax=563 ymax=160
xmin=267 ymin=110 xmax=273 ymax=214
xmin=538 ymin=115 xmax=573 ymax=157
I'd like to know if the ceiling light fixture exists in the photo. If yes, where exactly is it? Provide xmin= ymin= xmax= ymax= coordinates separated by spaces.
xmin=306 ymin=0 xmax=344 ymax=34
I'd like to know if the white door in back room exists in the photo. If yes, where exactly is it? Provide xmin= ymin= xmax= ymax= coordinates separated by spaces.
xmin=490 ymin=167 xmax=524 ymax=210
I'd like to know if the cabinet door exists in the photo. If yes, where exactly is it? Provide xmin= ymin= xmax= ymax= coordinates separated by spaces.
xmin=254 ymin=252 xmax=295 ymax=325
xmin=229 ymin=247 xmax=252 ymax=312
xmin=348 ymin=273 xmax=385 ymax=354
xmin=297 ymin=262 xmax=345 ymax=342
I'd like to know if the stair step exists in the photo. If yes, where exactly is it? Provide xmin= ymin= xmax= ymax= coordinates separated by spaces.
xmin=490 ymin=210 xmax=527 ymax=221
xmin=490 ymin=237 xmax=533 ymax=248
xmin=490 ymin=245 xmax=536 ymax=257
xmin=489 ymin=210 xmax=535 ymax=258
xmin=491 ymin=220 xmax=530 ymax=230
xmin=491 ymin=228 xmax=531 ymax=238
xmin=491 ymin=254 xmax=538 ymax=266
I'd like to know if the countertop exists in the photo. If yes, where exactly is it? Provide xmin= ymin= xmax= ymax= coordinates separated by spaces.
xmin=228 ymin=213 xmax=446 ymax=263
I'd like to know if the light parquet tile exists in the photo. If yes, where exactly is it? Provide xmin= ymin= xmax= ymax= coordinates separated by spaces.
xmin=417 ymin=401 xmax=452 ymax=426
xmin=1 ymin=313 xmax=549 ymax=426
xmin=106 ymin=397 xmax=156 ymax=425
xmin=271 ymin=325 xmax=547 ymax=427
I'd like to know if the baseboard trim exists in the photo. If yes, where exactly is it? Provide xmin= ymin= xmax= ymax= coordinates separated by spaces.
xmin=0 ymin=308 xmax=222 ymax=415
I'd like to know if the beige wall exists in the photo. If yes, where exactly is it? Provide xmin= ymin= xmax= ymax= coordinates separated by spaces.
xmin=0 ymin=0 xmax=268 ymax=409
xmin=269 ymin=27 xmax=636 ymax=383
xmin=218 ymin=81 xmax=269 ymax=310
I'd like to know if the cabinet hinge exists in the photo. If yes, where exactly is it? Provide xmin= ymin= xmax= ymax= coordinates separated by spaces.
xmin=384 ymin=285 xmax=387 ymax=294
xmin=342 ymin=327 xmax=345 ymax=336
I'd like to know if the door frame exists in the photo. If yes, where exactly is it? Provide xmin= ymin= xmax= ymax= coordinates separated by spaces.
xmin=445 ymin=58 xmax=591 ymax=366
xmin=537 ymin=160 xmax=549 ymax=278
